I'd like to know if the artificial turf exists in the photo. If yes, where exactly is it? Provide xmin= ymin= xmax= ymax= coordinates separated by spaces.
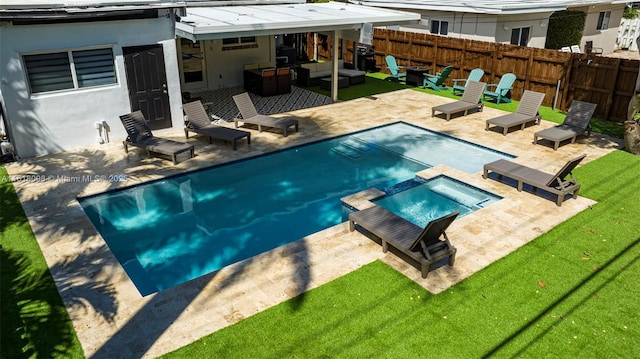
xmin=1 ymin=79 xmax=635 ymax=358
xmin=0 ymin=166 xmax=84 ymax=358
xmin=161 ymin=150 xmax=640 ymax=358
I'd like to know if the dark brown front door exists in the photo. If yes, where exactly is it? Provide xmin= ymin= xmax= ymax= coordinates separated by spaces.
xmin=123 ymin=45 xmax=171 ymax=130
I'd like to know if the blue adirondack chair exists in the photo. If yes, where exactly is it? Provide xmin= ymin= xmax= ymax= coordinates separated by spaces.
xmin=385 ymin=55 xmax=406 ymax=81
xmin=451 ymin=68 xmax=485 ymax=95
xmin=483 ymin=73 xmax=516 ymax=104
xmin=423 ymin=66 xmax=454 ymax=92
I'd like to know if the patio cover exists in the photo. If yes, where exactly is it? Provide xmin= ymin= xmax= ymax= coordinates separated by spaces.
xmin=175 ymin=1 xmax=420 ymax=41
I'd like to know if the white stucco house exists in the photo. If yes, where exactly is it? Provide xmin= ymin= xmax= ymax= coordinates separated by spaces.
xmin=348 ymin=0 xmax=628 ymax=53
xmin=0 ymin=0 xmax=188 ymax=159
xmin=0 ymin=0 xmax=419 ymax=159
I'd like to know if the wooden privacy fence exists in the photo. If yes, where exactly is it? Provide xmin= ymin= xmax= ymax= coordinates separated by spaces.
xmin=306 ymin=29 xmax=639 ymax=122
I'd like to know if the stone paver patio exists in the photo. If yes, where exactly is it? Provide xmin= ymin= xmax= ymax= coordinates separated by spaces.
xmin=5 ymin=89 xmax=623 ymax=358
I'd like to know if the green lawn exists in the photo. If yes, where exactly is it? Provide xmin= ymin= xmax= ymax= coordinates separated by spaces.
xmin=0 ymin=166 xmax=84 ymax=358
xmin=2 ymin=77 xmax=636 ymax=358
xmin=160 ymin=150 xmax=640 ymax=358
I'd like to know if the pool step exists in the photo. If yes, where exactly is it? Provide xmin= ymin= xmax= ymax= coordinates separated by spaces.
xmin=331 ymin=144 xmax=363 ymax=159
xmin=342 ymin=138 xmax=372 ymax=152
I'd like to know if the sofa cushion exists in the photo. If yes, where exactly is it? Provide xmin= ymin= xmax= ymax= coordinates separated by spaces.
xmin=338 ymin=68 xmax=366 ymax=77
xmin=316 ymin=61 xmax=333 ymax=72
xmin=301 ymin=63 xmax=317 ymax=72
xmin=309 ymin=70 xmax=332 ymax=78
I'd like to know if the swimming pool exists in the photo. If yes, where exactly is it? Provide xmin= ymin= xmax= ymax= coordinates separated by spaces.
xmin=79 ymin=122 xmax=513 ymax=295
xmin=372 ymin=175 xmax=502 ymax=228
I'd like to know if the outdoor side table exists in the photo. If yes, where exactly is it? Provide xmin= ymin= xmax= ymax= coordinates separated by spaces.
xmin=405 ymin=66 xmax=430 ymax=87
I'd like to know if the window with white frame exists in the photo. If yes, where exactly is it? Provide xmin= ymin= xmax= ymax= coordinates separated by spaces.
xmin=597 ymin=11 xmax=611 ymax=30
xmin=24 ymin=47 xmax=117 ymax=94
xmin=430 ymin=20 xmax=449 ymax=35
xmin=510 ymin=27 xmax=531 ymax=47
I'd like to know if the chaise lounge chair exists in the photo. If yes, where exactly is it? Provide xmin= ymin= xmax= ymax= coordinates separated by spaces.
xmin=349 ymin=206 xmax=459 ymax=278
xmin=533 ymin=100 xmax=596 ymax=150
xmin=432 ymin=81 xmax=485 ymax=120
xmin=232 ymin=92 xmax=299 ymax=137
xmin=385 ymin=55 xmax=406 ymax=82
xmin=451 ymin=68 xmax=484 ymax=96
xmin=423 ymin=65 xmax=453 ymax=92
xmin=483 ymin=73 xmax=516 ymax=104
xmin=485 ymin=90 xmax=546 ymax=135
xmin=482 ymin=154 xmax=586 ymax=206
xmin=183 ymin=100 xmax=251 ymax=150
xmin=119 ymin=110 xmax=194 ymax=165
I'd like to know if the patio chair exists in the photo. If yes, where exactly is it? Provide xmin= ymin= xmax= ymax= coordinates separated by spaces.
xmin=533 ymin=100 xmax=597 ymax=150
xmin=432 ymin=81 xmax=485 ymax=120
xmin=451 ymin=68 xmax=485 ymax=95
xmin=119 ymin=110 xmax=194 ymax=164
xmin=423 ymin=66 xmax=454 ymax=92
xmin=232 ymin=92 xmax=299 ymax=137
xmin=570 ymin=45 xmax=582 ymax=54
xmin=485 ymin=90 xmax=546 ymax=135
xmin=349 ymin=205 xmax=459 ymax=278
xmin=482 ymin=73 xmax=516 ymax=104
xmin=482 ymin=154 xmax=586 ymax=206
xmin=384 ymin=55 xmax=406 ymax=81
xmin=183 ymin=100 xmax=251 ymax=150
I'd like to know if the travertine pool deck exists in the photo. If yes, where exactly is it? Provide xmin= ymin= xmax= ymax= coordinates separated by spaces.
xmin=5 ymin=89 xmax=622 ymax=358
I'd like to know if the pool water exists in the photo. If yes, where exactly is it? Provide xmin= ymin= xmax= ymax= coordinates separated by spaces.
xmin=372 ymin=175 xmax=502 ymax=228
xmin=78 ymin=122 xmax=512 ymax=295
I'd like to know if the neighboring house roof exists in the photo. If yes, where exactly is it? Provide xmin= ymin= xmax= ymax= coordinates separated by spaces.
xmin=176 ymin=1 xmax=420 ymax=41
xmin=347 ymin=0 xmax=628 ymax=15
xmin=0 ymin=0 xmax=186 ymax=11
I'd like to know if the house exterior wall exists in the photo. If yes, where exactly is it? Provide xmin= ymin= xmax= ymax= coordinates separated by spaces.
xmin=395 ymin=10 xmax=551 ymax=48
xmin=572 ymin=3 xmax=626 ymax=53
xmin=0 ymin=11 xmax=183 ymax=158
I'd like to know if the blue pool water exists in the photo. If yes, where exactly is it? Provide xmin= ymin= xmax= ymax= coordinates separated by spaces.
xmin=372 ymin=175 xmax=502 ymax=228
xmin=78 ymin=122 xmax=513 ymax=295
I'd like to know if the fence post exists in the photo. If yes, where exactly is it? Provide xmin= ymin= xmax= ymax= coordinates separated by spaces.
xmin=603 ymin=58 xmax=622 ymax=121
xmin=560 ymin=56 xmax=574 ymax=111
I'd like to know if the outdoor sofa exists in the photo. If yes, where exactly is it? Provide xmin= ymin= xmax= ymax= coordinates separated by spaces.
xmin=296 ymin=60 xmax=366 ymax=87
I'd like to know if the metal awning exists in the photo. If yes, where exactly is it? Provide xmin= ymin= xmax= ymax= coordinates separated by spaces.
xmin=175 ymin=2 xmax=420 ymax=41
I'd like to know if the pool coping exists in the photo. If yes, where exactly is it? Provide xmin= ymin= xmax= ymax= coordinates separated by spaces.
xmin=5 ymin=89 xmax=623 ymax=358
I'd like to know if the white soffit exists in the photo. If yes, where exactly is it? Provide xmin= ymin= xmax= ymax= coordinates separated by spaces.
xmin=176 ymin=2 xmax=421 ymax=41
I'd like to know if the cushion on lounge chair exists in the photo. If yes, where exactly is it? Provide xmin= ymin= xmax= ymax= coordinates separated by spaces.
xmin=119 ymin=111 xmax=194 ymax=164
xmin=533 ymin=100 xmax=596 ymax=150
xmin=232 ymin=92 xmax=299 ymax=137
xmin=482 ymin=154 xmax=586 ymax=206
xmin=183 ymin=100 xmax=251 ymax=150
xmin=432 ymin=81 xmax=485 ymax=120
xmin=349 ymin=205 xmax=459 ymax=278
xmin=485 ymin=90 xmax=545 ymax=135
